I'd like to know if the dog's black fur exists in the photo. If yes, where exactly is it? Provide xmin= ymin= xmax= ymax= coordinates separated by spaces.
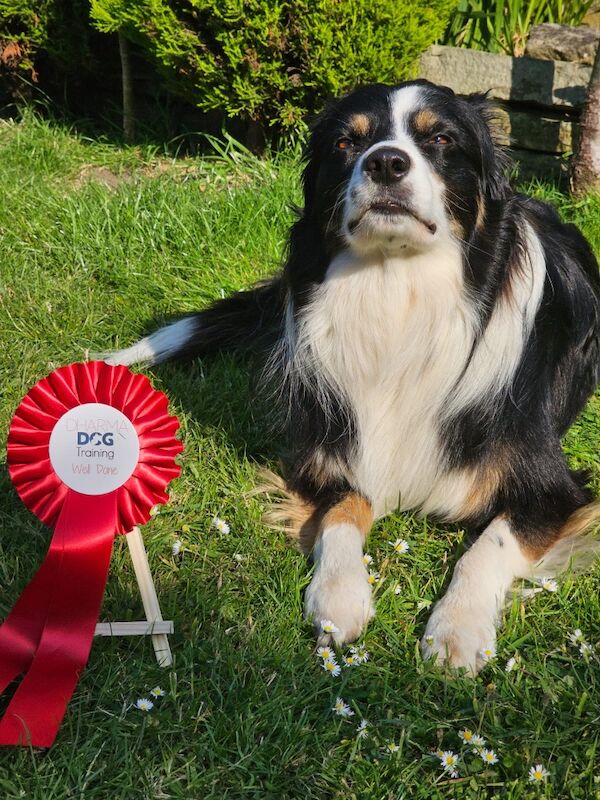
xmin=109 ymin=80 xmax=600 ymax=670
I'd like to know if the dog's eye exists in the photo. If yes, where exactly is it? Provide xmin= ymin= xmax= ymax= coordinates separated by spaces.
xmin=335 ymin=137 xmax=354 ymax=151
xmin=429 ymin=133 xmax=452 ymax=145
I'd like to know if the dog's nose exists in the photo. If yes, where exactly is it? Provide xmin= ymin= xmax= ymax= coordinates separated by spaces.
xmin=364 ymin=147 xmax=411 ymax=184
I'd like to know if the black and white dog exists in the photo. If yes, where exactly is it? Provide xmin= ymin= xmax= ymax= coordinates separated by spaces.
xmin=108 ymin=80 xmax=600 ymax=674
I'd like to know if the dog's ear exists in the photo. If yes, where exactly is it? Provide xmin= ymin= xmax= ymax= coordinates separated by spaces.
xmin=463 ymin=93 xmax=511 ymax=200
xmin=300 ymin=108 xmax=329 ymax=213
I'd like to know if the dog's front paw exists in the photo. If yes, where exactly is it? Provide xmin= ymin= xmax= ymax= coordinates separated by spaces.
xmin=304 ymin=564 xmax=374 ymax=646
xmin=421 ymin=599 xmax=496 ymax=675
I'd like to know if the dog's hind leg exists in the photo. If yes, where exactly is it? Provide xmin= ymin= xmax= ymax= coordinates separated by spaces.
xmin=303 ymin=493 xmax=375 ymax=647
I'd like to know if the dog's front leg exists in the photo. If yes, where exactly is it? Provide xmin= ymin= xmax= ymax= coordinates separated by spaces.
xmin=421 ymin=517 xmax=533 ymax=674
xmin=304 ymin=493 xmax=374 ymax=646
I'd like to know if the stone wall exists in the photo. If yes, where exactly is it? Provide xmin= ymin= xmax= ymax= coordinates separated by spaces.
xmin=419 ymin=33 xmax=597 ymax=182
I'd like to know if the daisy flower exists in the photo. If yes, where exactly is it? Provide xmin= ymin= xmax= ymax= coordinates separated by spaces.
xmin=356 ymin=719 xmax=369 ymax=737
xmin=362 ymin=553 xmax=373 ymax=566
xmin=171 ymin=539 xmax=182 ymax=556
xmin=387 ymin=742 xmax=400 ymax=753
xmin=394 ymin=583 xmax=402 ymax=595
xmin=322 ymin=658 xmax=341 ymax=677
xmin=367 ymin=570 xmax=380 ymax=585
xmin=438 ymin=751 xmax=459 ymax=773
xmin=538 ymin=577 xmax=558 ymax=593
xmin=149 ymin=687 xmax=166 ymax=698
xmin=569 ymin=628 xmax=584 ymax=645
xmin=343 ymin=654 xmax=358 ymax=667
xmin=332 ymin=697 xmax=354 ymax=717
xmin=471 ymin=734 xmax=486 ymax=751
xmin=317 ymin=645 xmax=334 ymax=661
xmin=579 ymin=642 xmax=595 ymax=657
xmin=480 ymin=749 xmax=499 ymax=765
xmin=350 ymin=644 xmax=369 ymax=663
xmin=389 ymin=538 xmax=410 ymax=555
xmin=505 ymin=656 xmax=517 ymax=672
xmin=321 ymin=619 xmax=339 ymax=635
xmin=212 ymin=516 xmax=230 ymax=534
xmin=134 ymin=698 xmax=154 ymax=712
xmin=528 ymin=764 xmax=549 ymax=783
xmin=479 ymin=644 xmax=496 ymax=662
xmin=458 ymin=729 xmax=475 ymax=744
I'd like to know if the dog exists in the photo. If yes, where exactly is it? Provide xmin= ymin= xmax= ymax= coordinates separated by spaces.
xmin=107 ymin=79 xmax=600 ymax=674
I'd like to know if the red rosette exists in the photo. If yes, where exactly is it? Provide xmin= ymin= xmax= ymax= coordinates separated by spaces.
xmin=0 ymin=362 xmax=183 ymax=748
xmin=8 ymin=361 xmax=182 ymax=531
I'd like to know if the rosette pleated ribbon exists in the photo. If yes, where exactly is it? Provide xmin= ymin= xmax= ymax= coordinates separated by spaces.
xmin=0 ymin=361 xmax=182 ymax=747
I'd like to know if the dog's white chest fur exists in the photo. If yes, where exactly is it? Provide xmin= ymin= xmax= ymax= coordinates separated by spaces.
xmin=297 ymin=233 xmax=545 ymax=519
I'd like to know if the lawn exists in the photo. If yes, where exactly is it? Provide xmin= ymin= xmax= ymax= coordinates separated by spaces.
xmin=0 ymin=114 xmax=598 ymax=800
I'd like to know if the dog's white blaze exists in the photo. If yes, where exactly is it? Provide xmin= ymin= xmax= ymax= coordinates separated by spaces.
xmin=422 ymin=518 xmax=532 ymax=672
xmin=389 ymin=84 xmax=426 ymax=139
xmin=296 ymin=223 xmax=546 ymax=519
xmin=105 ymin=317 xmax=197 ymax=366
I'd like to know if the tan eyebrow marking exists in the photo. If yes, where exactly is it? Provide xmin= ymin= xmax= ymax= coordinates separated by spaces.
xmin=349 ymin=113 xmax=370 ymax=137
xmin=413 ymin=109 xmax=439 ymax=134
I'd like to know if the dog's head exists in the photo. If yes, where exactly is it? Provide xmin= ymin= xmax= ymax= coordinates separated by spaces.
xmin=302 ymin=80 xmax=509 ymax=257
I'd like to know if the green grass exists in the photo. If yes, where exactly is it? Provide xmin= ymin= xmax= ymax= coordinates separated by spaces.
xmin=0 ymin=113 xmax=599 ymax=800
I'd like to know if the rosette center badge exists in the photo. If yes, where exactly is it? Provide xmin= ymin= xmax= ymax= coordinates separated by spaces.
xmin=49 ymin=403 xmax=140 ymax=495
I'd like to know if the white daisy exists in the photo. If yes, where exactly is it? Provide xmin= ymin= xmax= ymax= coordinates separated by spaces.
xmin=367 ymin=570 xmax=380 ymax=586
xmin=538 ymin=577 xmax=558 ymax=593
xmin=389 ymin=538 xmax=410 ymax=554
xmin=317 ymin=645 xmax=334 ymax=661
xmin=579 ymin=642 xmax=595 ymax=657
xmin=505 ymin=656 xmax=517 ymax=672
xmin=149 ymin=686 xmax=166 ymax=698
xmin=528 ymin=764 xmax=549 ymax=783
xmin=480 ymin=749 xmax=499 ymax=765
xmin=471 ymin=734 xmax=486 ymax=750
xmin=356 ymin=719 xmax=369 ymax=737
xmin=569 ymin=628 xmax=584 ymax=645
xmin=332 ymin=697 xmax=354 ymax=717
xmin=479 ymin=644 xmax=497 ymax=662
xmin=393 ymin=583 xmax=402 ymax=595
xmin=387 ymin=742 xmax=400 ymax=753
xmin=350 ymin=644 xmax=369 ymax=664
xmin=212 ymin=516 xmax=230 ymax=534
xmin=343 ymin=654 xmax=358 ymax=667
xmin=171 ymin=539 xmax=182 ymax=556
xmin=458 ymin=729 xmax=475 ymax=744
xmin=322 ymin=658 xmax=341 ymax=677
xmin=134 ymin=698 xmax=154 ymax=712
xmin=321 ymin=619 xmax=339 ymax=635
xmin=438 ymin=751 xmax=459 ymax=773
xmin=362 ymin=553 xmax=373 ymax=566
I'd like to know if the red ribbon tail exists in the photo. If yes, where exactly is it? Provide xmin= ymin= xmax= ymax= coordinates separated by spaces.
xmin=0 ymin=492 xmax=117 ymax=747
xmin=0 ymin=528 xmax=66 ymax=694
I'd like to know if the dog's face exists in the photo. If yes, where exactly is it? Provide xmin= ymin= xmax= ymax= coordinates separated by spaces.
xmin=304 ymin=80 xmax=507 ymax=257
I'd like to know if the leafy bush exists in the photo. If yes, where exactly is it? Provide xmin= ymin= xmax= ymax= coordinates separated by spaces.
xmin=445 ymin=0 xmax=594 ymax=56
xmin=0 ymin=1 xmax=94 ymax=96
xmin=90 ymin=0 xmax=456 ymax=138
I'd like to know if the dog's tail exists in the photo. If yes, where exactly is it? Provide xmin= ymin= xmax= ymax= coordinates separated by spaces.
xmin=105 ymin=278 xmax=284 ymax=367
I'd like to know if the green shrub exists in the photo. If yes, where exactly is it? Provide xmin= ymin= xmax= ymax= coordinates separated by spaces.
xmin=90 ymin=0 xmax=456 ymax=138
xmin=0 ymin=1 xmax=93 ymax=92
xmin=444 ymin=0 xmax=594 ymax=56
